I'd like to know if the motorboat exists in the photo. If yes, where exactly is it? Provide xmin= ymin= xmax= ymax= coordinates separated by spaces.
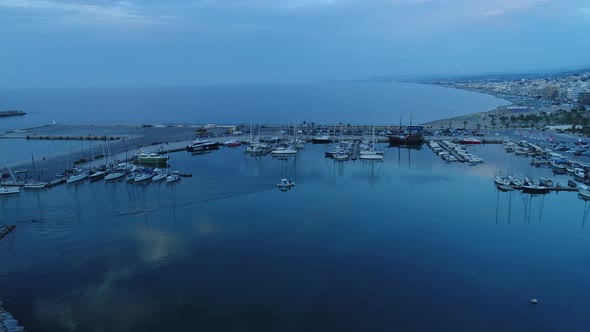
xmin=224 ymin=139 xmax=242 ymax=147
xmin=494 ymin=175 xmax=510 ymax=186
xmin=539 ymin=177 xmax=554 ymax=187
xmin=166 ymin=174 xmax=181 ymax=183
xmin=549 ymin=158 xmax=567 ymax=171
xmin=459 ymin=137 xmax=482 ymax=145
xmin=312 ymin=136 xmax=332 ymax=144
xmin=468 ymin=156 xmax=484 ymax=164
xmin=135 ymin=152 xmax=169 ymax=164
xmin=13 ymin=169 xmax=27 ymax=174
xmin=271 ymin=146 xmax=297 ymax=156
xmin=277 ymin=178 xmax=295 ymax=189
xmin=574 ymin=168 xmax=585 ymax=179
xmin=186 ymin=140 xmax=220 ymax=152
xmin=359 ymin=150 xmax=384 ymax=160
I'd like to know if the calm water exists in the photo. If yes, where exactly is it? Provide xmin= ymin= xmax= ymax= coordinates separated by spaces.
xmin=0 ymin=82 xmax=509 ymax=164
xmin=0 ymin=82 xmax=509 ymax=131
xmin=2 ymin=144 xmax=590 ymax=331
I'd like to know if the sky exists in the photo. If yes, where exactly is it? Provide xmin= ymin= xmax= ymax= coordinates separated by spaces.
xmin=1 ymin=0 xmax=589 ymax=88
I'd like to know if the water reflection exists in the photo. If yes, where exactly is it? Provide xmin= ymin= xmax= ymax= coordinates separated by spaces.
xmin=521 ymin=193 xmax=546 ymax=224
xmin=362 ymin=160 xmax=382 ymax=187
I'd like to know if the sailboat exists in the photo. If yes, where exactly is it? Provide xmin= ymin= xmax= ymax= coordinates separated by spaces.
xmin=66 ymin=141 xmax=88 ymax=184
xmin=0 ymin=154 xmax=21 ymax=195
xmin=89 ymin=141 xmax=106 ymax=181
xmin=105 ymin=140 xmax=128 ymax=181
xmin=359 ymin=127 xmax=384 ymax=161
xmin=24 ymin=153 xmax=48 ymax=189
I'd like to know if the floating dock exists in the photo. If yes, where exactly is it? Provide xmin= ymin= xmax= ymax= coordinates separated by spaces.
xmin=436 ymin=141 xmax=467 ymax=162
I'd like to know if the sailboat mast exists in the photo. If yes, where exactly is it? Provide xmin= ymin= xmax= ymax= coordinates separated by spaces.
xmin=31 ymin=153 xmax=38 ymax=180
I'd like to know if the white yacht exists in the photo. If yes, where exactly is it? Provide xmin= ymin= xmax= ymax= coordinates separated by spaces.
xmin=66 ymin=172 xmax=88 ymax=184
xmin=0 ymin=186 xmax=20 ymax=195
xmin=271 ymin=146 xmax=297 ymax=156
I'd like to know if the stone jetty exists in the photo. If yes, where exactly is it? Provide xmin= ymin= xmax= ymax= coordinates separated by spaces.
xmin=0 ymin=301 xmax=25 ymax=332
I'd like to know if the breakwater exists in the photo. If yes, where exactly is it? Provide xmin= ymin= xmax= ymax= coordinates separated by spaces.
xmin=0 ymin=300 xmax=25 ymax=332
xmin=0 ymin=110 xmax=25 ymax=118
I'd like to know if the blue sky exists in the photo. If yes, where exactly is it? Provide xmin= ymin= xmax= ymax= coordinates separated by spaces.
xmin=1 ymin=0 xmax=589 ymax=88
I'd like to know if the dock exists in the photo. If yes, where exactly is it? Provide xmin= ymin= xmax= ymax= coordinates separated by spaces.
xmin=351 ymin=141 xmax=360 ymax=160
xmin=0 ymin=225 xmax=16 ymax=241
xmin=497 ymin=184 xmax=579 ymax=193
xmin=436 ymin=140 xmax=467 ymax=162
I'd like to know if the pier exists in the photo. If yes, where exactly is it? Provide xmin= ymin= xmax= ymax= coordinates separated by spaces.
xmin=351 ymin=141 xmax=360 ymax=160
xmin=436 ymin=140 xmax=467 ymax=162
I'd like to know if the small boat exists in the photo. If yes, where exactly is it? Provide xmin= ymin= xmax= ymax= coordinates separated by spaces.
xmin=66 ymin=172 xmax=88 ymax=184
xmin=574 ymin=168 xmax=585 ymax=179
xmin=89 ymin=170 xmax=106 ymax=181
xmin=224 ymin=139 xmax=242 ymax=147
xmin=277 ymin=178 xmax=295 ymax=189
xmin=24 ymin=180 xmax=48 ymax=189
xmin=152 ymin=169 xmax=167 ymax=182
xmin=539 ymin=177 xmax=554 ymax=187
xmin=568 ymin=179 xmax=578 ymax=188
xmin=104 ymin=171 xmax=126 ymax=181
xmin=312 ymin=135 xmax=332 ymax=144
xmin=333 ymin=153 xmax=349 ymax=161
xmin=166 ymin=174 xmax=181 ymax=183
xmin=135 ymin=172 xmax=154 ymax=183
xmin=579 ymin=189 xmax=590 ymax=200
xmin=126 ymin=173 xmax=137 ymax=182
xmin=494 ymin=175 xmax=510 ymax=186
xmin=13 ymin=169 xmax=27 ymax=174
xmin=549 ymin=158 xmax=567 ymax=170
xmin=0 ymin=186 xmax=20 ymax=195
xmin=497 ymin=184 xmax=514 ymax=192
xmin=271 ymin=146 xmax=298 ymax=156
xmin=359 ymin=150 xmax=384 ymax=160
xmin=135 ymin=152 xmax=169 ymax=164
xmin=468 ymin=156 xmax=484 ymax=164
xmin=459 ymin=137 xmax=482 ymax=145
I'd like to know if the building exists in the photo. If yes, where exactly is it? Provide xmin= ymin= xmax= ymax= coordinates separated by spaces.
xmin=579 ymin=91 xmax=590 ymax=105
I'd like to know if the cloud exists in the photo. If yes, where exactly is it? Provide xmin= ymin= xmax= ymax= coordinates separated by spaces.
xmin=0 ymin=0 xmax=168 ymax=25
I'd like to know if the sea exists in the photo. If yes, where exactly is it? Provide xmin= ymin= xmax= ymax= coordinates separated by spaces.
xmin=0 ymin=82 xmax=509 ymax=165
xmin=3 ymin=83 xmax=590 ymax=332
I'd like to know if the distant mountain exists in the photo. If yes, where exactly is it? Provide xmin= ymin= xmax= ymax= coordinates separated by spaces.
xmin=368 ymin=65 xmax=590 ymax=83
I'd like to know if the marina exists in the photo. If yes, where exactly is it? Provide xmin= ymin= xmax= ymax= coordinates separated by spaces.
xmin=0 ymin=96 xmax=587 ymax=332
